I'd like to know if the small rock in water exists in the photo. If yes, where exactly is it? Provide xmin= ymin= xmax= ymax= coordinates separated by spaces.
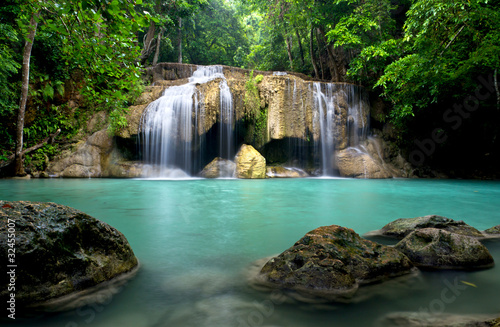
xmin=395 ymin=228 xmax=494 ymax=270
xmin=366 ymin=215 xmax=484 ymax=239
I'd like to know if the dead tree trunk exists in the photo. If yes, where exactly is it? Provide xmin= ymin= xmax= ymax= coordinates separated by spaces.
xmin=15 ymin=12 xmax=39 ymax=176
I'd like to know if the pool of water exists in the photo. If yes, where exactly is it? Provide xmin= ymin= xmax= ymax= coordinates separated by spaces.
xmin=1 ymin=178 xmax=499 ymax=326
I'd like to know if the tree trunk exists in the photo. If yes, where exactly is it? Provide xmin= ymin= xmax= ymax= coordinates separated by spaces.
xmin=152 ymin=28 xmax=163 ymax=66
xmin=285 ymin=34 xmax=293 ymax=70
xmin=139 ymin=20 xmax=156 ymax=65
xmin=319 ymin=27 xmax=339 ymax=82
xmin=178 ymin=17 xmax=183 ymax=64
xmin=309 ymin=27 xmax=320 ymax=79
xmin=495 ymin=68 xmax=499 ymax=110
xmin=295 ymin=28 xmax=305 ymax=67
xmin=15 ymin=12 xmax=39 ymax=176
xmin=315 ymin=28 xmax=325 ymax=80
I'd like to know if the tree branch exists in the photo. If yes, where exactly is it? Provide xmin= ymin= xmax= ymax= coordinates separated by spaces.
xmin=8 ymin=129 xmax=61 ymax=162
xmin=440 ymin=25 xmax=465 ymax=56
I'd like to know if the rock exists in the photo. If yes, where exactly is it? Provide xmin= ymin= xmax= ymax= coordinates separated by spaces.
xmin=376 ymin=312 xmax=500 ymax=327
xmin=234 ymin=144 xmax=266 ymax=179
xmin=199 ymin=157 xmax=236 ymax=178
xmin=367 ymin=215 xmax=484 ymax=239
xmin=47 ymin=129 xmax=114 ymax=178
xmin=0 ymin=201 xmax=138 ymax=309
xmin=336 ymin=147 xmax=392 ymax=178
xmin=254 ymin=225 xmax=414 ymax=302
xmin=395 ymin=228 xmax=494 ymax=270
xmin=266 ymin=166 xmax=309 ymax=178
xmin=483 ymin=225 xmax=500 ymax=237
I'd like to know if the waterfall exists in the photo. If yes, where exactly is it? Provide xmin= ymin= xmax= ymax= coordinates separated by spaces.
xmin=139 ymin=65 xmax=234 ymax=177
xmin=313 ymin=83 xmax=369 ymax=176
xmin=313 ymin=83 xmax=337 ymax=176
xmin=219 ymin=79 xmax=234 ymax=160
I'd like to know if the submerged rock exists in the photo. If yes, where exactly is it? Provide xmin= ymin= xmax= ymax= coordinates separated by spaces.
xmin=199 ymin=157 xmax=236 ymax=178
xmin=367 ymin=215 xmax=484 ymax=239
xmin=0 ymin=201 xmax=138 ymax=309
xmin=235 ymin=144 xmax=266 ymax=179
xmin=376 ymin=312 xmax=500 ymax=327
xmin=253 ymin=225 xmax=414 ymax=302
xmin=395 ymin=228 xmax=494 ymax=270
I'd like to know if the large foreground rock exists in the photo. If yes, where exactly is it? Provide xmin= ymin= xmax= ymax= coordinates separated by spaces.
xmin=367 ymin=215 xmax=484 ymax=239
xmin=234 ymin=144 xmax=266 ymax=179
xmin=395 ymin=228 xmax=494 ymax=270
xmin=254 ymin=225 xmax=414 ymax=302
xmin=0 ymin=201 xmax=138 ymax=309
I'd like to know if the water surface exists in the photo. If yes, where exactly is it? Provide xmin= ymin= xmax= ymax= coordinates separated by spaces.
xmin=1 ymin=178 xmax=499 ymax=326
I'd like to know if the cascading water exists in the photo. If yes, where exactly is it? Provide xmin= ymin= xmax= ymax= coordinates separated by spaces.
xmin=313 ymin=82 xmax=338 ymax=176
xmin=312 ymin=82 xmax=369 ymax=176
xmin=139 ymin=65 xmax=235 ymax=177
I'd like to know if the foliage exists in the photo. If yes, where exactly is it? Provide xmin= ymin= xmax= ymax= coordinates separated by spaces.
xmin=375 ymin=0 xmax=500 ymax=126
xmin=158 ymin=0 xmax=249 ymax=67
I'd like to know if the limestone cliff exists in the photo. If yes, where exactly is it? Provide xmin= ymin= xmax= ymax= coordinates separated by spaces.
xmin=47 ymin=63 xmax=412 ymax=178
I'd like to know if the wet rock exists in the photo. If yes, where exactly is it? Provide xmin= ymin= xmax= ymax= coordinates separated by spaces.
xmin=483 ymin=225 xmax=500 ymax=238
xmin=253 ymin=225 xmax=414 ymax=302
xmin=376 ymin=312 xmax=500 ymax=327
xmin=266 ymin=166 xmax=309 ymax=178
xmin=336 ymin=147 xmax=392 ymax=179
xmin=199 ymin=157 xmax=236 ymax=178
xmin=367 ymin=215 xmax=484 ymax=239
xmin=235 ymin=144 xmax=266 ymax=179
xmin=0 ymin=201 xmax=138 ymax=309
xmin=395 ymin=228 xmax=494 ymax=270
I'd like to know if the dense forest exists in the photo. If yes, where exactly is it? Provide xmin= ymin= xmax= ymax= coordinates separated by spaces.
xmin=1 ymin=0 xmax=499 ymax=177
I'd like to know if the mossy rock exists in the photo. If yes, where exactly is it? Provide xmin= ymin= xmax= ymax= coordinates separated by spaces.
xmin=368 ymin=215 xmax=484 ymax=239
xmin=484 ymin=225 xmax=500 ymax=235
xmin=0 ymin=201 xmax=138 ymax=309
xmin=254 ymin=225 xmax=414 ymax=302
xmin=395 ymin=228 xmax=494 ymax=270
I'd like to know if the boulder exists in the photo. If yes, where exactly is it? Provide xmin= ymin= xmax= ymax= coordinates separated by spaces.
xmin=254 ymin=225 xmax=414 ymax=302
xmin=266 ymin=166 xmax=309 ymax=178
xmin=376 ymin=312 xmax=500 ymax=327
xmin=395 ymin=228 xmax=494 ymax=270
xmin=47 ymin=129 xmax=114 ymax=178
xmin=335 ymin=147 xmax=392 ymax=179
xmin=367 ymin=215 xmax=484 ymax=239
xmin=199 ymin=157 xmax=236 ymax=178
xmin=0 ymin=201 xmax=138 ymax=309
xmin=234 ymin=144 xmax=266 ymax=179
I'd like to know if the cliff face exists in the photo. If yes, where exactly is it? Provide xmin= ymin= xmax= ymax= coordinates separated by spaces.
xmin=47 ymin=63 xmax=412 ymax=178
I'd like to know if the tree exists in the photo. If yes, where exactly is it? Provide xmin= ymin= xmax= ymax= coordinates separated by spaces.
xmin=10 ymin=0 xmax=149 ymax=175
xmin=14 ymin=9 xmax=39 ymax=176
xmin=375 ymin=0 xmax=500 ymax=125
